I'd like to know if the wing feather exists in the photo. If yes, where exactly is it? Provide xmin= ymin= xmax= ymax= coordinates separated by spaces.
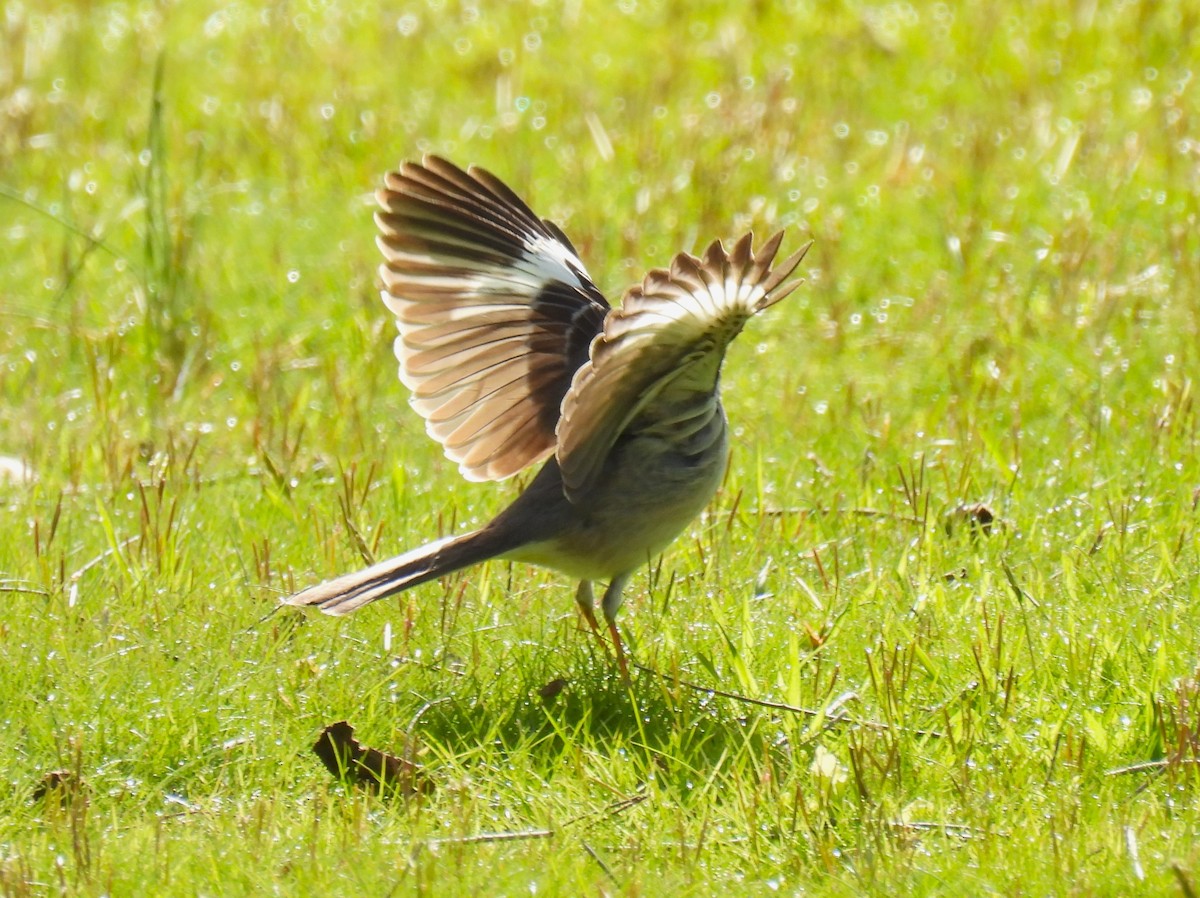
xmin=557 ymin=233 xmax=811 ymax=501
xmin=376 ymin=156 xmax=610 ymax=481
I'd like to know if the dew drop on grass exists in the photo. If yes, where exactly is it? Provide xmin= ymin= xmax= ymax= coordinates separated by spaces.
xmin=287 ymin=270 xmax=300 ymax=283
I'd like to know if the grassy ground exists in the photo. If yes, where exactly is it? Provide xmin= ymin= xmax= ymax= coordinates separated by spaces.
xmin=2 ymin=1 xmax=1198 ymax=894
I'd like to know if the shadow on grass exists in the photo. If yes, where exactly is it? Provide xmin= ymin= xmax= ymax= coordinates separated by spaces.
xmin=404 ymin=649 xmax=781 ymax=796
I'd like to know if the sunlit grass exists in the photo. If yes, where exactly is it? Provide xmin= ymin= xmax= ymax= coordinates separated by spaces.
xmin=1 ymin=1 xmax=1198 ymax=895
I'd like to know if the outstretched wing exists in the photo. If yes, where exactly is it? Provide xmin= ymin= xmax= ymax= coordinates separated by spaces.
xmin=556 ymin=232 xmax=811 ymax=501
xmin=376 ymin=156 xmax=610 ymax=481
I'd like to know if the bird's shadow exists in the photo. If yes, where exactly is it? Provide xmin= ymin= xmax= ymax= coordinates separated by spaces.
xmin=407 ymin=649 xmax=780 ymax=793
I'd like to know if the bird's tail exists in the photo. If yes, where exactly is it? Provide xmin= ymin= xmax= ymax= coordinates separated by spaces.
xmin=283 ymin=526 xmax=516 ymax=616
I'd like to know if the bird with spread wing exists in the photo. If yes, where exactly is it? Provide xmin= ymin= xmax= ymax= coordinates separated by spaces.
xmin=284 ymin=156 xmax=811 ymax=678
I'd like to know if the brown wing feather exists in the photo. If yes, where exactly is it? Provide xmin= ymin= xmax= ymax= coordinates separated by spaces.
xmin=376 ymin=156 xmax=610 ymax=481
xmin=557 ymin=233 xmax=810 ymax=501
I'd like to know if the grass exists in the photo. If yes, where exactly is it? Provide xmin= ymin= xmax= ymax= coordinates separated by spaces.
xmin=1 ymin=0 xmax=1198 ymax=894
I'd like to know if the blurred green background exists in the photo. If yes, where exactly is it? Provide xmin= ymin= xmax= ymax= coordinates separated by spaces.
xmin=1 ymin=2 xmax=1198 ymax=895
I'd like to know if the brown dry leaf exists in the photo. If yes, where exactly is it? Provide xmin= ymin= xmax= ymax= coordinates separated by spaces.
xmin=943 ymin=502 xmax=1001 ymax=537
xmin=312 ymin=720 xmax=432 ymax=796
xmin=31 ymin=769 xmax=87 ymax=806
xmin=537 ymin=678 xmax=568 ymax=701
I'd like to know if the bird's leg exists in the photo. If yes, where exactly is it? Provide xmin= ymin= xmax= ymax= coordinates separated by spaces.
xmin=574 ymin=580 xmax=610 ymax=653
xmin=601 ymin=572 xmax=633 ymax=683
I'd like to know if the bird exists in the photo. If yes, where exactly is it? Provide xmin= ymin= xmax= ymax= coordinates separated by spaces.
xmin=284 ymin=155 xmax=811 ymax=678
